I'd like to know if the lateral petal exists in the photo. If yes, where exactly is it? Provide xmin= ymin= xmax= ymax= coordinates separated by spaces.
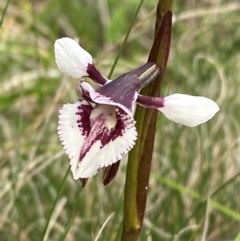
xmin=57 ymin=100 xmax=92 ymax=180
xmin=73 ymin=106 xmax=137 ymax=179
xmin=159 ymin=94 xmax=220 ymax=127
xmin=54 ymin=37 xmax=92 ymax=78
xmin=137 ymin=93 xmax=219 ymax=127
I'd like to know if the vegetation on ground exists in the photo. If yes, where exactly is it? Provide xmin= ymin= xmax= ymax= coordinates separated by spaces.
xmin=0 ymin=0 xmax=240 ymax=240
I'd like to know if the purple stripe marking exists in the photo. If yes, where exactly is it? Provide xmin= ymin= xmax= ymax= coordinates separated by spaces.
xmin=76 ymin=101 xmax=92 ymax=137
xmin=79 ymin=107 xmax=128 ymax=161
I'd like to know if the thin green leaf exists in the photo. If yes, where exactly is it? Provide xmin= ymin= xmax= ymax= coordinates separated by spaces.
xmin=40 ymin=167 xmax=70 ymax=241
xmin=158 ymin=176 xmax=240 ymax=221
xmin=0 ymin=0 xmax=11 ymax=28
xmin=107 ymin=0 xmax=144 ymax=79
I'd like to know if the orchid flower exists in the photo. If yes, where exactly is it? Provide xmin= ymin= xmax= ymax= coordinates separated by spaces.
xmin=54 ymin=37 xmax=219 ymax=184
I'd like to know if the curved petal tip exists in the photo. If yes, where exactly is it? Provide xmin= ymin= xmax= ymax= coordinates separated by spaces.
xmin=54 ymin=37 xmax=92 ymax=78
xmin=159 ymin=94 xmax=220 ymax=127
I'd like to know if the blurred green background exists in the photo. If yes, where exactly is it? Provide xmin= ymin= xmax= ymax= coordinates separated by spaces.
xmin=0 ymin=0 xmax=240 ymax=240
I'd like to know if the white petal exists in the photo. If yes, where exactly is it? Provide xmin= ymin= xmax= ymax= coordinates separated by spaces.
xmin=58 ymin=100 xmax=92 ymax=180
xmin=158 ymin=94 xmax=220 ymax=127
xmin=54 ymin=37 xmax=92 ymax=78
xmin=74 ymin=107 xmax=137 ymax=179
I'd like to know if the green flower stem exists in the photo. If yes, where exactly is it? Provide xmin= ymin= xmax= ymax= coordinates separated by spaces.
xmin=121 ymin=1 xmax=173 ymax=240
